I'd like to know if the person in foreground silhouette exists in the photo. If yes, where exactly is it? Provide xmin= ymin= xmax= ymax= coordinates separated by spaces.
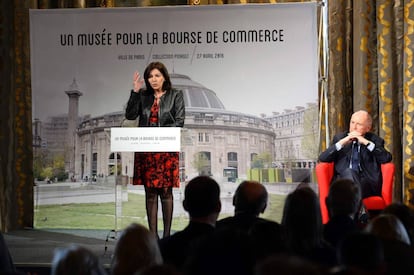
xmin=50 ymin=244 xmax=107 ymax=275
xmin=110 ymin=222 xmax=163 ymax=275
xmin=183 ymin=226 xmax=255 ymax=275
xmin=254 ymin=253 xmax=321 ymax=275
xmin=364 ymin=214 xmax=414 ymax=275
xmin=382 ymin=202 xmax=414 ymax=246
xmin=281 ymin=184 xmax=336 ymax=269
xmin=216 ymin=180 xmax=279 ymax=232
xmin=323 ymin=178 xmax=362 ymax=247
xmin=334 ymin=231 xmax=386 ymax=275
xmin=137 ymin=264 xmax=181 ymax=275
xmin=158 ymin=175 xmax=221 ymax=272
xmin=216 ymin=180 xmax=283 ymax=260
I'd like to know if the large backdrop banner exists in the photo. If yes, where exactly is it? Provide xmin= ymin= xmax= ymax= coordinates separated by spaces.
xmin=30 ymin=3 xmax=318 ymax=182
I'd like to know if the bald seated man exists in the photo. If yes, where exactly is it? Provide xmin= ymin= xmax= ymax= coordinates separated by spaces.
xmin=318 ymin=110 xmax=392 ymax=199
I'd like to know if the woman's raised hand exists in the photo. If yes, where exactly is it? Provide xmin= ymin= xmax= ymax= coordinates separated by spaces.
xmin=133 ymin=71 xmax=144 ymax=93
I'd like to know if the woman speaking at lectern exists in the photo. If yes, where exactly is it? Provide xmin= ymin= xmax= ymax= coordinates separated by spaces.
xmin=125 ymin=61 xmax=185 ymax=238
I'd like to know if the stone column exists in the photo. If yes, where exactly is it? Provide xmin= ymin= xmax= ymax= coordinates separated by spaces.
xmin=65 ymin=79 xmax=83 ymax=181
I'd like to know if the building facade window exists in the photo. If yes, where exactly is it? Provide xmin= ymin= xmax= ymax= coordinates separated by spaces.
xmin=251 ymin=136 xmax=258 ymax=145
xmin=198 ymin=132 xmax=210 ymax=143
xmin=227 ymin=134 xmax=239 ymax=145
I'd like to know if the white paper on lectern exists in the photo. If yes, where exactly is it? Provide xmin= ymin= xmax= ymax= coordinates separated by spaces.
xmin=110 ymin=127 xmax=181 ymax=152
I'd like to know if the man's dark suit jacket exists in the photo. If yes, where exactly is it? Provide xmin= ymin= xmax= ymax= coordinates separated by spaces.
xmin=323 ymin=215 xmax=360 ymax=248
xmin=318 ymin=131 xmax=392 ymax=195
xmin=158 ymin=221 xmax=215 ymax=272
xmin=216 ymin=214 xmax=284 ymax=259
xmin=216 ymin=213 xmax=280 ymax=234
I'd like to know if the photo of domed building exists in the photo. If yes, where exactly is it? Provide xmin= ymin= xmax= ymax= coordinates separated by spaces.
xmin=38 ymin=73 xmax=279 ymax=184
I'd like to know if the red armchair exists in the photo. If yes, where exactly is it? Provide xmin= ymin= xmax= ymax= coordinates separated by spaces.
xmin=316 ymin=162 xmax=395 ymax=224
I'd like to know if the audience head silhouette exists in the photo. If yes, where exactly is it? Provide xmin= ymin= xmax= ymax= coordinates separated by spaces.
xmin=365 ymin=214 xmax=411 ymax=245
xmin=382 ymin=202 xmax=414 ymax=245
xmin=281 ymin=185 xmax=337 ymax=267
xmin=111 ymin=222 xmax=163 ymax=275
xmin=51 ymin=244 xmax=107 ymax=275
xmin=326 ymin=178 xmax=361 ymax=218
xmin=183 ymin=175 xmax=221 ymax=220
xmin=158 ymin=176 xmax=221 ymax=272
xmin=281 ymin=185 xmax=323 ymax=252
xmin=233 ymin=180 xmax=268 ymax=216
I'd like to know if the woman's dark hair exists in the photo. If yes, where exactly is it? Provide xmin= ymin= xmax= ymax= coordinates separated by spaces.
xmin=143 ymin=61 xmax=172 ymax=92
xmin=281 ymin=186 xmax=323 ymax=255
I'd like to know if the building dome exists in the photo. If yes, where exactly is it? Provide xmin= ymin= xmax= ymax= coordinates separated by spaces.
xmin=170 ymin=73 xmax=226 ymax=110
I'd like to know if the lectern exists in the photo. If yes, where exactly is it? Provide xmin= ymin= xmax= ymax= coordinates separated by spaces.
xmin=109 ymin=127 xmax=181 ymax=231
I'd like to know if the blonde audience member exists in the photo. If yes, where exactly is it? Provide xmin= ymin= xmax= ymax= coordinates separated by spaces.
xmin=111 ymin=223 xmax=163 ymax=275
xmin=51 ymin=244 xmax=107 ymax=275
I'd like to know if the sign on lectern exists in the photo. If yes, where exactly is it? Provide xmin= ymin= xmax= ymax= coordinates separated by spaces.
xmin=110 ymin=127 xmax=181 ymax=152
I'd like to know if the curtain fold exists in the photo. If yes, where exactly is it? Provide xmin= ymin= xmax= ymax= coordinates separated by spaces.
xmin=403 ymin=1 xmax=414 ymax=205
xmin=376 ymin=0 xmax=404 ymax=201
xmin=0 ymin=0 xmax=33 ymax=232
xmin=325 ymin=0 xmax=354 ymax=139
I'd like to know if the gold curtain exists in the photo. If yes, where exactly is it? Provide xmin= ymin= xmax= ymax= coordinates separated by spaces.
xmin=323 ymin=0 xmax=414 ymax=205
xmin=0 ymin=1 xmax=34 ymax=232
xmin=402 ymin=1 xmax=414 ymax=205
xmin=2 ymin=0 xmax=414 ymax=231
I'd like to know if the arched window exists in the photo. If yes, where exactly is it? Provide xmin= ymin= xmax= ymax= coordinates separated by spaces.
xmin=195 ymin=151 xmax=211 ymax=176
